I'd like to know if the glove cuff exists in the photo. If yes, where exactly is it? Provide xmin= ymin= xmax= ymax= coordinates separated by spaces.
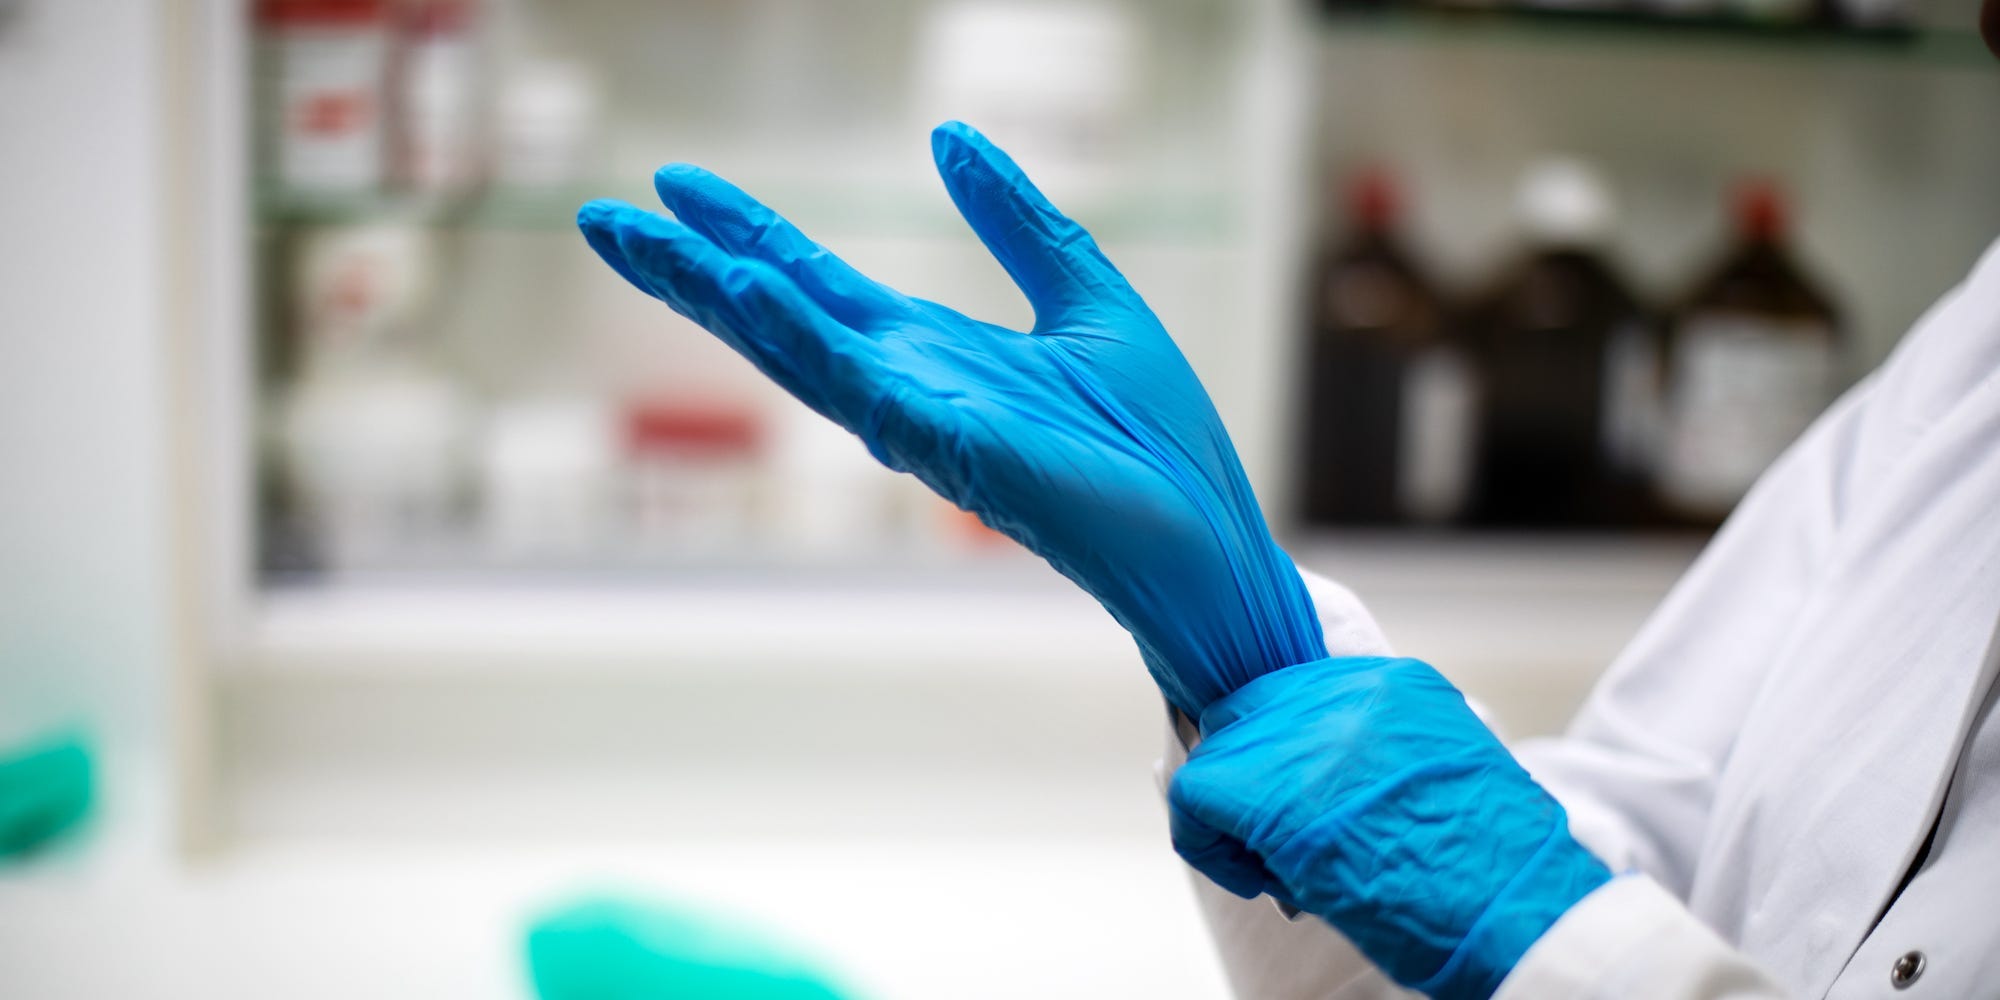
xmin=1194 ymin=654 xmax=1410 ymax=738
xmin=1194 ymin=655 xmax=1612 ymax=1000
xmin=1417 ymin=826 xmax=1613 ymax=1000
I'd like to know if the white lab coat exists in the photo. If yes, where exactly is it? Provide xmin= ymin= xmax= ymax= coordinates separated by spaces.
xmin=1172 ymin=235 xmax=2000 ymax=999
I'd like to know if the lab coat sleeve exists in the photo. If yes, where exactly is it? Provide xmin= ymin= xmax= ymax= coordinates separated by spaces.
xmin=1492 ymin=875 xmax=1787 ymax=999
xmin=1522 ymin=241 xmax=2000 ymax=889
xmin=1293 ymin=563 xmax=1398 ymax=662
xmin=1512 ymin=376 xmax=1878 ymax=892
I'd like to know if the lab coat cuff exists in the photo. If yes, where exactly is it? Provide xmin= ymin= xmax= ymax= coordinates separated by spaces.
xmin=1492 ymin=873 xmax=1784 ymax=1000
xmin=1154 ymin=702 xmax=1196 ymax=791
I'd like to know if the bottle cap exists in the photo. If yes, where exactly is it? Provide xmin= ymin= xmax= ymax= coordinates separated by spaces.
xmin=1345 ymin=165 xmax=1400 ymax=233
xmin=258 ymin=0 xmax=388 ymax=26
xmin=1732 ymin=178 xmax=1787 ymax=243
xmin=402 ymin=0 xmax=475 ymax=36
xmin=1516 ymin=157 xmax=1614 ymax=246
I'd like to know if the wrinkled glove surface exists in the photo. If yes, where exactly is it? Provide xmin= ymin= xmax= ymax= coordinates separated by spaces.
xmin=1169 ymin=656 xmax=1613 ymax=1000
xmin=576 ymin=122 xmax=1324 ymax=717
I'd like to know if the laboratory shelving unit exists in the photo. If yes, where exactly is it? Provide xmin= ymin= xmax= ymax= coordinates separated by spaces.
xmin=175 ymin=0 xmax=1997 ymax=850
xmin=183 ymin=0 xmax=1318 ymax=859
xmin=146 ymin=4 xmax=1998 ymax=995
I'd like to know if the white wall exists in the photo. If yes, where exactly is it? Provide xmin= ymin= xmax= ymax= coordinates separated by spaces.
xmin=0 ymin=0 xmax=171 ymax=846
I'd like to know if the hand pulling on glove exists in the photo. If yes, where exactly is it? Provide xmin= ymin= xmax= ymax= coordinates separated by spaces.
xmin=1170 ymin=656 xmax=1613 ymax=1000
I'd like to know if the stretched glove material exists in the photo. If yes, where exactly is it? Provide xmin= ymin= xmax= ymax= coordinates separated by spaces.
xmin=576 ymin=122 xmax=1324 ymax=716
xmin=1169 ymin=656 xmax=1613 ymax=1000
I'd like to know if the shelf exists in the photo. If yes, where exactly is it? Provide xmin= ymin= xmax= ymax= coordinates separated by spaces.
xmin=1315 ymin=6 xmax=1996 ymax=67
xmin=255 ymin=180 xmax=1240 ymax=245
xmin=237 ymin=570 xmax=1142 ymax=680
xmin=236 ymin=535 xmax=1702 ymax=716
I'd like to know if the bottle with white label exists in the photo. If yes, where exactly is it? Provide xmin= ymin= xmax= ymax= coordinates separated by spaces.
xmin=1657 ymin=180 xmax=1842 ymax=527
xmin=1298 ymin=166 xmax=1472 ymax=527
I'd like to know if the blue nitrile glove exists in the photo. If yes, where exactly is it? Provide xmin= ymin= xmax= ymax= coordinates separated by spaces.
xmin=1169 ymin=656 xmax=1612 ymax=1000
xmin=575 ymin=122 xmax=1325 ymax=717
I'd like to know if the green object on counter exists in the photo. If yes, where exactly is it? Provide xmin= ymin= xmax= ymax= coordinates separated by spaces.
xmin=526 ymin=895 xmax=856 ymax=1000
xmin=0 ymin=732 xmax=93 ymax=858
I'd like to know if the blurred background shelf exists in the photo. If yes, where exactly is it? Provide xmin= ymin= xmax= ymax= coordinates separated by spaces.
xmin=217 ymin=0 xmax=1997 ymax=870
xmin=6 ymin=0 xmax=1998 ymax=995
xmin=257 ymin=181 xmax=1240 ymax=242
xmin=1316 ymin=8 xmax=1997 ymax=67
xmin=204 ymin=534 xmax=1692 ymax=897
xmin=241 ymin=565 xmax=1132 ymax=679
xmin=171 ymin=0 xmax=2000 ymax=876
xmin=235 ymin=534 xmax=1698 ymax=743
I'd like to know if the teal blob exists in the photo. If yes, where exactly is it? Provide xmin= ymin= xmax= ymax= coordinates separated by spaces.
xmin=526 ymin=895 xmax=856 ymax=1000
xmin=0 ymin=732 xmax=93 ymax=859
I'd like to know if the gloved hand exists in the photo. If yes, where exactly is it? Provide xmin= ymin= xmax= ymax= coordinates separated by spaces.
xmin=576 ymin=122 xmax=1325 ymax=717
xmin=1169 ymin=656 xmax=1613 ymax=1000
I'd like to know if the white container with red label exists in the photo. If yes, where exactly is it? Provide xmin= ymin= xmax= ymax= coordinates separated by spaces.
xmin=260 ymin=0 xmax=392 ymax=195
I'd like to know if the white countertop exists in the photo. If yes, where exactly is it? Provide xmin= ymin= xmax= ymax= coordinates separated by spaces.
xmin=1 ymin=536 xmax=1706 ymax=999
xmin=0 ymin=832 xmax=1230 ymax=1000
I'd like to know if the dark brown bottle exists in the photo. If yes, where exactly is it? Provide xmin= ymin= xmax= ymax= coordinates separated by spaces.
xmin=1298 ymin=167 xmax=1470 ymax=527
xmin=1656 ymin=179 xmax=1842 ymax=526
xmin=1465 ymin=159 xmax=1657 ymax=527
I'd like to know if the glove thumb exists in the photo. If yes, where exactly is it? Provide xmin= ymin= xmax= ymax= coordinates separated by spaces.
xmin=929 ymin=121 xmax=1130 ymax=331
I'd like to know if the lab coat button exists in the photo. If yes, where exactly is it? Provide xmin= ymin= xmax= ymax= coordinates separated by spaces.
xmin=1890 ymin=950 xmax=1925 ymax=989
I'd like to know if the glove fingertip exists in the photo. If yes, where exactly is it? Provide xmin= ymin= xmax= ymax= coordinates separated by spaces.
xmin=653 ymin=161 xmax=709 ymax=184
xmin=1169 ymin=799 xmax=1288 ymax=903
xmin=575 ymin=197 xmax=633 ymax=234
xmin=651 ymin=162 xmax=721 ymax=209
xmin=931 ymin=121 xmax=1026 ymax=195
xmin=928 ymin=119 xmax=980 ymax=161
xmin=1171 ymin=829 xmax=1275 ymax=901
xmin=607 ymin=210 xmax=710 ymax=269
xmin=1167 ymin=781 xmax=1234 ymax=856
xmin=576 ymin=199 xmax=652 ymax=290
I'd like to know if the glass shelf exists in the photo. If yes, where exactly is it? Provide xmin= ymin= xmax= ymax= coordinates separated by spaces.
xmin=1315 ymin=6 xmax=1996 ymax=68
xmin=255 ymin=180 xmax=1240 ymax=245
